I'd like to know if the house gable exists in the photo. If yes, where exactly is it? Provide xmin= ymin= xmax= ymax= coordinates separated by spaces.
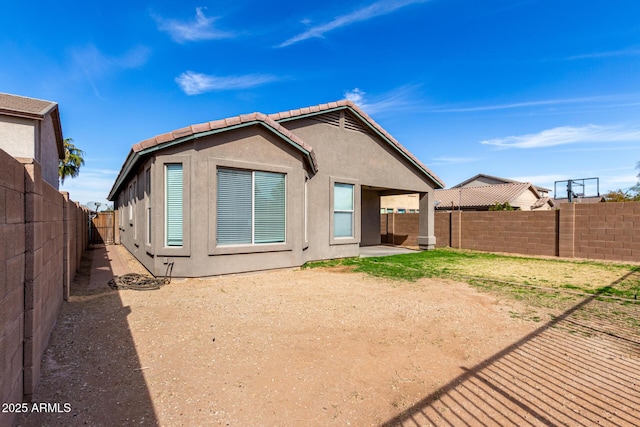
xmin=270 ymin=101 xmax=444 ymax=190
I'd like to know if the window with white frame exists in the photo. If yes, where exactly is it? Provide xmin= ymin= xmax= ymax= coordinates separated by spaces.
xmin=333 ymin=183 xmax=354 ymax=238
xmin=165 ymin=164 xmax=183 ymax=247
xmin=217 ymin=168 xmax=285 ymax=245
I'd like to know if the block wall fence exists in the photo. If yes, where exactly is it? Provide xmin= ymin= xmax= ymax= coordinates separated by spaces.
xmin=381 ymin=202 xmax=640 ymax=262
xmin=1 ymin=148 xmax=88 ymax=427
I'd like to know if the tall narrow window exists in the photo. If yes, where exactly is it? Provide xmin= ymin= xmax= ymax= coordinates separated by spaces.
xmin=165 ymin=164 xmax=183 ymax=246
xmin=145 ymin=168 xmax=151 ymax=245
xmin=334 ymin=183 xmax=354 ymax=238
xmin=217 ymin=168 xmax=285 ymax=245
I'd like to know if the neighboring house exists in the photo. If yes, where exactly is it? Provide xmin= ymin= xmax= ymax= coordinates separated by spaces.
xmin=382 ymin=173 xmax=553 ymax=212
xmin=0 ymin=93 xmax=64 ymax=189
xmin=380 ymin=193 xmax=420 ymax=213
xmin=452 ymin=173 xmax=551 ymax=197
xmin=107 ymin=100 xmax=444 ymax=277
xmin=435 ymin=182 xmax=555 ymax=211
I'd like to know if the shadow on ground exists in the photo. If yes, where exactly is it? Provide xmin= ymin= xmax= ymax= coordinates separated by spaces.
xmin=381 ymin=271 xmax=640 ymax=426
xmin=18 ymin=245 xmax=158 ymax=426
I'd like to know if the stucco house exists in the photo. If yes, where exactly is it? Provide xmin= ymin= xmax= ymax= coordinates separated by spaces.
xmin=435 ymin=182 xmax=555 ymax=211
xmin=383 ymin=173 xmax=554 ymax=212
xmin=451 ymin=173 xmax=551 ymax=197
xmin=107 ymin=100 xmax=444 ymax=277
xmin=0 ymin=93 xmax=64 ymax=189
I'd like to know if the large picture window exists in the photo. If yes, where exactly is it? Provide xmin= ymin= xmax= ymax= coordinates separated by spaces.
xmin=217 ymin=168 xmax=286 ymax=245
xmin=165 ymin=164 xmax=183 ymax=246
xmin=334 ymin=183 xmax=354 ymax=238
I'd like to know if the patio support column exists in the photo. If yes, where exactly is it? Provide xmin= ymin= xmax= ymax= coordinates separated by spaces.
xmin=417 ymin=191 xmax=436 ymax=250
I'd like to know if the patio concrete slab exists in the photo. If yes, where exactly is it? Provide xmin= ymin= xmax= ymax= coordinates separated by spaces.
xmin=359 ymin=245 xmax=418 ymax=257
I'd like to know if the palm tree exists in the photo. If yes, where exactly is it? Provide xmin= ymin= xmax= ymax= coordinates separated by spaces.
xmin=59 ymin=138 xmax=85 ymax=185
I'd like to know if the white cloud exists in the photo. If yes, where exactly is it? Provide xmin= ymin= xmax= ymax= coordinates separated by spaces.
xmin=154 ymin=7 xmax=232 ymax=43
xmin=480 ymin=125 xmax=640 ymax=149
xmin=69 ymin=44 xmax=151 ymax=97
xmin=278 ymin=0 xmax=427 ymax=47
xmin=343 ymin=85 xmax=421 ymax=115
xmin=175 ymin=71 xmax=278 ymax=95
xmin=60 ymin=168 xmax=119 ymax=207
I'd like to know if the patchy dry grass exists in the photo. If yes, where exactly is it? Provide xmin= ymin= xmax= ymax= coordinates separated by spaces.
xmin=305 ymin=248 xmax=640 ymax=302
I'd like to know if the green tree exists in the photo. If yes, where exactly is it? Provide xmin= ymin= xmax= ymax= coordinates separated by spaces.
xmin=488 ymin=201 xmax=514 ymax=211
xmin=605 ymin=162 xmax=640 ymax=202
xmin=58 ymin=138 xmax=85 ymax=185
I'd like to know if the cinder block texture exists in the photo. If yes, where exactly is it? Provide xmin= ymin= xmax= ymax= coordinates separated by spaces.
xmin=1 ymin=148 xmax=88 ymax=426
xmin=385 ymin=202 xmax=640 ymax=262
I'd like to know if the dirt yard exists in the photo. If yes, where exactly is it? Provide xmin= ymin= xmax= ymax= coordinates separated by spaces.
xmin=18 ymin=247 xmax=640 ymax=426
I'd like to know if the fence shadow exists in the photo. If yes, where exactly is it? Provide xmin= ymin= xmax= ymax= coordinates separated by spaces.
xmin=381 ymin=271 xmax=640 ymax=426
xmin=18 ymin=246 xmax=158 ymax=426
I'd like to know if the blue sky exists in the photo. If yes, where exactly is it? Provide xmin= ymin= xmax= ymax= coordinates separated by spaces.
xmin=2 ymin=0 xmax=639 ymax=206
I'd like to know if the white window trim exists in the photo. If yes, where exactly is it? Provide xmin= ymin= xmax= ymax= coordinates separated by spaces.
xmin=333 ymin=183 xmax=354 ymax=239
xmin=329 ymin=177 xmax=359 ymax=246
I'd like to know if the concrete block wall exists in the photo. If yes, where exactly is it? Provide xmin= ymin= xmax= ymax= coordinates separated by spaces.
xmin=380 ymin=213 xmax=419 ymax=246
xmin=0 ymin=151 xmax=88 ymax=426
xmin=573 ymin=202 xmax=640 ymax=262
xmin=457 ymin=210 xmax=557 ymax=256
xmin=383 ymin=202 xmax=640 ymax=263
xmin=0 ymin=149 xmax=26 ymax=427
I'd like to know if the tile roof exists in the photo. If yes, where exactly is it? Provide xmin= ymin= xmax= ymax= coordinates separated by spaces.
xmin=531 ymin=196 xmax=555 ymax=209
xmin=132 ymin=111 xmax=318 ymax=172
xmin=0 ymin=92 xmax=64 ymax=159
xmin=111 ymin=100 xmax=444 ymax=200
xmin=269 ymin=100 xmax=444 ymax=189
xmin=452 ymin=173 xmax=551 ymax=193
xmin=0 ymin=92 xmax=57 ymax=118
xmin=435 ymin=182 xmax=536 ymax=209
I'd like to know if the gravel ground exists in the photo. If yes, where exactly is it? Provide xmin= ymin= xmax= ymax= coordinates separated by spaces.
xmin=17 ymin=246 xmax=640 ymax=426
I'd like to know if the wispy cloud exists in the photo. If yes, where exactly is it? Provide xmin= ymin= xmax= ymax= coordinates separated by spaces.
xmin=60 ymin=168 xmax=119 ymax=206
xmin=69 ymin=44 xmax=151 ymax=97
xmin=278 ymin=0 xmax=427 ymax=47
xmin=175 ymin=71 xmax=278 ymax=95
xmin=343 ymin=85 xmax=421 ymax=115
xmin=566 ymin=46 xmax=640 ymax=61
xmin=430 ymin=95 xmax=615 ymax=113
xmin=153 ymin=7 xmax=232 ymax=43
xmin=481 ymin=124 xmax=640 ymax=149
xmin=431 ymin=156 xmax=481 ymax=165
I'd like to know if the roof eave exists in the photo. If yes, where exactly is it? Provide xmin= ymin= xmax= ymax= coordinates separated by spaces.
xmin=109 ymin=120 xmax=319 ymax=200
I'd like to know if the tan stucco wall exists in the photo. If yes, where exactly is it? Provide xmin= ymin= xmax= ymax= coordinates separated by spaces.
xmin=380 ymin=193 xmax=420 ymax=212
xmin=115 ymin=110 xmax=439 ymax=277
xmin=512 ymin=189 xmax=542 ymax=211
xmin=118 ymin=126 xmax=307 ymax=277
xmin=0 ymin=114 xmax=60 ymax=189
xmin=39 ymin=113 xmax=61 ymax=189
xmin=0 ymin=115 xmax=36 ymax=158
xmin=281 ymin=114 xmax=437 ymax=259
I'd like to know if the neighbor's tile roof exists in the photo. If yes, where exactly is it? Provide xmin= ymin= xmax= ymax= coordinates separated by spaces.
xmin=269 ymin=100 xmax=445 ymax=189
xmin=435 ymin=182 xmax=535 ymax=209
xmin=452 ymin=173 xmax=551 ymax=193
xmin=0 ymin=92 xmax=57 ymax=118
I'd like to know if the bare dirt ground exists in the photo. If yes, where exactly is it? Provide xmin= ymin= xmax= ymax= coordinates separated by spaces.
xmin=18 ymin=246 xmax=640 ymax=426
